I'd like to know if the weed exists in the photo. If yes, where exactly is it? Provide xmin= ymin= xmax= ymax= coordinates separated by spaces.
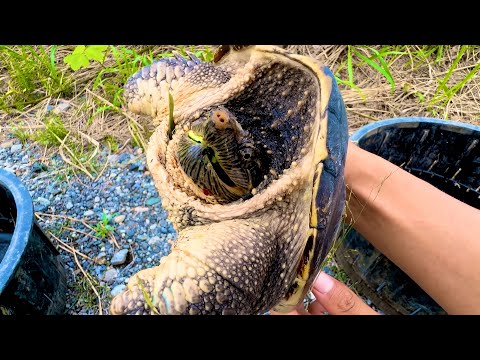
xmin=104 ymin=135 xmax=119 ymax=152
xmin=35 ymin=114 xmax=68 ymax=146
xmin=10 ymin=125 xmax=31 ymax=144
xmin=0 ymin=45 xmax=71 ymax=110
xmin=72 ymin=275 xmax=110 ymax=312
xmin=137 ymin=278 xmax=160 ymax=315
xmin=94 ymin=211 xmax=115 ymax=238
xmin=428 ymin=46 xmax=480 ymax=111
xmin=335 ymin=45 xmax=405 ymax=95
xmin=64 ymin=45 xmax=108 ymax=71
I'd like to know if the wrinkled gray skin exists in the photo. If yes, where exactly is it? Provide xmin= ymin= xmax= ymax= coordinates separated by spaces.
xmin=110 ymin=46 xmax=348 ymax=315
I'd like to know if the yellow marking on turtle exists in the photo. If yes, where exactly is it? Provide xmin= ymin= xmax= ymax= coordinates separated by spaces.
xmin=309 ymin=162 xmax=323 ymax=228
xmin=188 ymin=131 xmax=203 ymax=144
xmin=273 ymin=228 xmax=317 ymax=313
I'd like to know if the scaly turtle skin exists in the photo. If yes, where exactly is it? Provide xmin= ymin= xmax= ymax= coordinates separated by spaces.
xmin=110 ymin=45 xmax=348 ymax=315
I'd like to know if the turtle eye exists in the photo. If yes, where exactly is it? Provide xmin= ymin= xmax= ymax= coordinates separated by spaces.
xmin=240 ymin=147 xmax=253 ymax=161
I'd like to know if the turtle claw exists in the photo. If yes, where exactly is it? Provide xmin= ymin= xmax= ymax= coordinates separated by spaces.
xmin=186 ymin=51 xmax=202 ymax=64
xmin=110 ymin=267 xmax=158 ymax=315
xmin=172 ymin=51 xmax=188 ymax=66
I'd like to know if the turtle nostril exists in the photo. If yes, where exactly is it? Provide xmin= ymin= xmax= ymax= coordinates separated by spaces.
xmin=212 ymin=110 xmax=230 ymax=129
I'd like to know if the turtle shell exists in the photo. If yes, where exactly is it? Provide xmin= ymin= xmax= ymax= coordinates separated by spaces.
xmin=110 ymin=46 xmax=349 ymax=315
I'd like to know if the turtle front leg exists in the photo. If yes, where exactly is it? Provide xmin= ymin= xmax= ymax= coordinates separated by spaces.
xmin=110 ymin=220 xmax=282 ymax=315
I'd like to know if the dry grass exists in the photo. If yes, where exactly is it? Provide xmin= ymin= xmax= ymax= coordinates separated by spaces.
xmin=286 ymin=45 xmax=480 ymax=133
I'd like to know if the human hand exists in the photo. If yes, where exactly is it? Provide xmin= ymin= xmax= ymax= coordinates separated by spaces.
xmin=271 ymin=272 xmax=380 ymax=315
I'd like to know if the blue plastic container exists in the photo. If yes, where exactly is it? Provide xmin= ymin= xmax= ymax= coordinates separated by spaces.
xmin=335 ymin=118 xmax=480 ymax=315
xmin=0 ymin=169 xmax=67 ymax=315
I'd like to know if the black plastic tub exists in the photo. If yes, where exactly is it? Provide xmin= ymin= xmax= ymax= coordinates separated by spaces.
xmin=0 ymin=169 xmax=67 ymax=315
xmin=335 ymin=117 xmax=480 ymax=315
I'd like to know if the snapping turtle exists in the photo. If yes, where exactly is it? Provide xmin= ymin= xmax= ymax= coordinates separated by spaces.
xmin=110 ymin=45 xmax=348 ymax=315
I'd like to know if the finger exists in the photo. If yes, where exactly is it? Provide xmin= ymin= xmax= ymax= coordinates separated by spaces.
xmin=311 ymin=272 xmax=380 ymax=315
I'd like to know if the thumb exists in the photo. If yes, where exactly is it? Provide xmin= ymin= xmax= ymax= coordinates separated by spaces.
xmin=310 ymin=272 xmax=380 ymax=315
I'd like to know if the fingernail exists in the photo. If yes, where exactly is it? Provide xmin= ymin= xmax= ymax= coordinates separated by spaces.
xmin=315 ymin=272 xmax=335 ymax=294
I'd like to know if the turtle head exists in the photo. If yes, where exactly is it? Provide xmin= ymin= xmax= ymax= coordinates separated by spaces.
xmin=126 ymin=45 xmax=331 ymax=205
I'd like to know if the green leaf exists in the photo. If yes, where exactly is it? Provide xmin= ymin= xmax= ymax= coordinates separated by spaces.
xmin=64 ymin=45 xmax=108 ymax=71
xmin=64 ymin=51 xmax=89 ymax=71
xmin=347 ymin=46 xmax=353 ymax=85
xmin=72 ymin=45 xmax=86 ymax=55
xmin=85 ymin=45 xmax=108 ymax=62
xmin=50 ymin=45 xmax=57 ymax=73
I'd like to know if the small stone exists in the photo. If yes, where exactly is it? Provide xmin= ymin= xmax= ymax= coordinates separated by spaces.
xmin=135 ymin=148 xmax=143 ymax=155
xmin=113 ymin=214 xmax=126 ymax=224
xmin=111 ymin=249 xmax=129 ymax=265
xmin=145 ymin=197 xmax=160 ymax=206
xmin=1 ymin=139 xmax=15 ymax=148
xmin=103 ymin=268 xmax=118 ymax=283
xmin=134 ymin=206 xmax=149 ymax=213
xmin=148 ymin=236 xmax=161 ymax=245
xmin=35 ymin=204 xmax=47 ymax=212
xmin=84 ymin=210 xmax=95 ymax=217
xmin=55 ymin=101 xmax=71 ymax=113
xmin=117 ymin=153 xmax=130 ymax=163
xmin=94 ymin=196 xmax=100 ymax=203
xmin=32 ymin=161 xmax=48 ymax=173
xmin=11 ymin=144 xmax=23 ymax=153
xmin=108 ymin=154 xmax=119 ymax=163
xmin=95 ymin=252 xmax=107 ymax=265
xmin=160 ymin=227 xmax=168 ymax=234
xmin=66 ymin=201 xmax=73 ymax=210
xmin=128 ymin=162 xmax=140 ymax=171
xmin=111 ymin=284 xmax=126 ymax=297
xmin=36 ymin=197 xmax=50 ymax=207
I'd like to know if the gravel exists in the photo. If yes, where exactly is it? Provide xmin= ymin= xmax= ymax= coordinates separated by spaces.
xmin=111 ymin=249 xmax=129 ymax=265
xmin=0 ymin=139 xmax=175 ymax=314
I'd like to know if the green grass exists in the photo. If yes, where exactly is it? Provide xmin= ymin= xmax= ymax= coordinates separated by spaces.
xmin=335 ymin=45 xmax=406 ymax=96
xmin=104 ymin=135 xmax=119 ymax=152
xmin=71 ymin=275 xmax=110 ymax=313
xmin=334 ymin=45 xmax=480 ymax=108
xmin=428 ymin=46 xmax=480 ymax=113
xmin=35 ymin=114 xmax=68 ymax=146
xmin=10 ymin=124 xmax=31 ymax=144
xmin=0 ymin=45 xmax=71 ymax=111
